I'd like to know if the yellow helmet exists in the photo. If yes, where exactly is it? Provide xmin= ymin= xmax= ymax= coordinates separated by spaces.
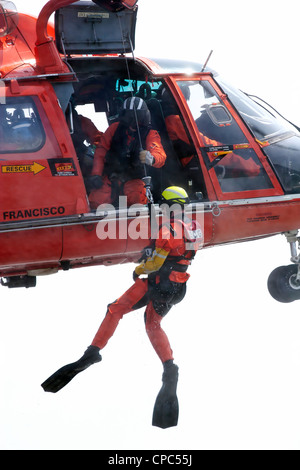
xmin=161 ymin=186 xmax=189 ymax=205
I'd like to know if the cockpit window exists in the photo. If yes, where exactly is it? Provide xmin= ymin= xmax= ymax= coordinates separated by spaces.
xmin=116 ymin=79 xmax=162 ymax=99
xmin=0 ymin=97 xmax=45 ymax=153
xmin=218 ymin=78 xmax=300 ymax=194
xmin=217 ymin=77 xmax=300 ymax=144
xmin=177 ymin=79 xmax=273 ymax=194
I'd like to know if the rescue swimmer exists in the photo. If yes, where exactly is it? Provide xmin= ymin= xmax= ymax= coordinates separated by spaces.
xmin=41 ymin=186 xmax=203 ymax=429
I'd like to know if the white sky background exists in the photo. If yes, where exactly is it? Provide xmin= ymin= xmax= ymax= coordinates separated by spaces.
xmin=1 ymin=0 xmax=300 ymax=450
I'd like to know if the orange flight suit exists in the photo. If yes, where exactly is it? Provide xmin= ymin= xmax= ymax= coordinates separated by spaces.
xmin=79 ymin=115 xmax=103 ymax=147
xmin=165 ymin=114 xmax=260 ymax=176
xmin=89 ymin=122 xmax=166 ymax=208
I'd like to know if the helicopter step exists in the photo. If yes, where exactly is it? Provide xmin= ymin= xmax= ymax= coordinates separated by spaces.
xmin=268 ymin=231 xmax=300 ymax=303
xmin=0 ymin=275 xmax=37 ymax=289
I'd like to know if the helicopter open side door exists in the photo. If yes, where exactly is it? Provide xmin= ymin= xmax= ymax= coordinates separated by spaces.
xmin=55 ymin=0 xmax=138 ymax=55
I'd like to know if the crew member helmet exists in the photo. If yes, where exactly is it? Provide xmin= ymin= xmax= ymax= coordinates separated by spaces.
xmin=161 ymin=186 xmax=189 ymax=205
xmin=121 ymin=97 xmax=151 ymax=128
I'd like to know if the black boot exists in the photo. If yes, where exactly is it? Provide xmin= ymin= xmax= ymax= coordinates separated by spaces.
xmin=152 ymin=360 xmax=179 ymax=429
xmin=41 ymin=345 xmax=102 ymax=393
xmin=77 ymin=345 xmax=102 ymax=369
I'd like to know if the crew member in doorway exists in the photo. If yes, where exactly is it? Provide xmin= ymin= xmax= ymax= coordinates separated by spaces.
xmin=88 ymin=97 xmax=166 ymax=208
xmin=71 ymin=110 xmax=103 ymax=178
xmin=161 ymin=87 xmax=196 ymax=168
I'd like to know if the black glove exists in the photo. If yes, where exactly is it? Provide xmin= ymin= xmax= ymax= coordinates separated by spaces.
xmin=84 ymin=175 xmax=103 ymax=192
xmin=138 ymin=246 xmax=153 ymax=263
xmin=133 ymin=270 xmax=139 ymax=281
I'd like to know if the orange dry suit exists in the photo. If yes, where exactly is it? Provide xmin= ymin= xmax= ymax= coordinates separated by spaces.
xmin=165 ymin=114 xmax=260 ymax=177
xmin=91 ymin=216 xmax=203 ymax=363
xmin=165 ymin=114 xmax=196 ymax=167
xmin=80 ymin=115 xmax=102 ymax=145
xmin=89 ymin=121 xmax=166 ymax=208
xmin=71 ymin=113 xmax=103 ymax=177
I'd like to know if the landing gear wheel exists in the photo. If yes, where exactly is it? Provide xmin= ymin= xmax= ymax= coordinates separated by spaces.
xmin=267 ymin=264 xmax=300 ymax=303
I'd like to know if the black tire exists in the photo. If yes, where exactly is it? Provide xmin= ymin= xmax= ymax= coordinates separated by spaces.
xmin=267 ymin=264 xmax=300 ymax=303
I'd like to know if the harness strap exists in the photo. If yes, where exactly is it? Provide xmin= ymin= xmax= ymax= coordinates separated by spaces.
xmin=104 ymin=123 xmax=150 ymax=179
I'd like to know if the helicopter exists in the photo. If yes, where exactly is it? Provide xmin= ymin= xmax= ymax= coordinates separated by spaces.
xmin=0 ymin=0 xmax=300 ymax=304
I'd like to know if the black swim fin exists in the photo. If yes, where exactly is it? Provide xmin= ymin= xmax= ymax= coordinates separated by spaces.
xmin=41 ymin=345 xmax=101 ymax=393
xmin=152 ymin=362 xmax=179 ymax=429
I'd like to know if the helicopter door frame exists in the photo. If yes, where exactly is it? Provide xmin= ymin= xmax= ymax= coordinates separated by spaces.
xmin=167 ymin=74 xmax=284 ymax=202
xmin=163 ymin=75 xmax=217 ymax=202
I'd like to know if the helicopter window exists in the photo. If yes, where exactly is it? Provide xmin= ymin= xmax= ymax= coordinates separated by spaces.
xmin=75 ymin=103 xmax=109 ymax=134
xmin=176 ymin=79 xmax=274 ymax=194
xmin=217 ymin=78 xmax=300 ymax=194
xmin=206 ymin=104 xmax=232 ymax=126
xmin=217 ymin=77 xmax=300 ymax=143
xmin=177 ymin=79 xmax=246 ymax=144
xmin=213 ymin=147 xmax=273 ymax=193
xmin=115 ymin=79 xmax=162 ymax=101
xmin=260 ymin=136 xmax=300 ymax=194
xmin=0 ymin=97 xmax=45 ymax=153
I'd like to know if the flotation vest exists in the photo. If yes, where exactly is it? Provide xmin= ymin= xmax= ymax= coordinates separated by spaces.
xmin=157 ymin=218 xmax=203 ymax=282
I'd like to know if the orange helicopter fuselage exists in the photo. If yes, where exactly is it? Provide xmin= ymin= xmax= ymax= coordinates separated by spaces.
xmin=0 ymin=1 xmax=300 ymax=283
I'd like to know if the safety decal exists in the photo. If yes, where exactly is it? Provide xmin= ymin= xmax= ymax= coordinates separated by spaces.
xmin=48 ymin=158 xmax=78 ymax=177
xmin=205 ymin=143 xmax=250 ymax=154
xmin=1 ymin=162 xmax=46 ymax=175
xmin=246 ymin=214 xmax=280 ymax=223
